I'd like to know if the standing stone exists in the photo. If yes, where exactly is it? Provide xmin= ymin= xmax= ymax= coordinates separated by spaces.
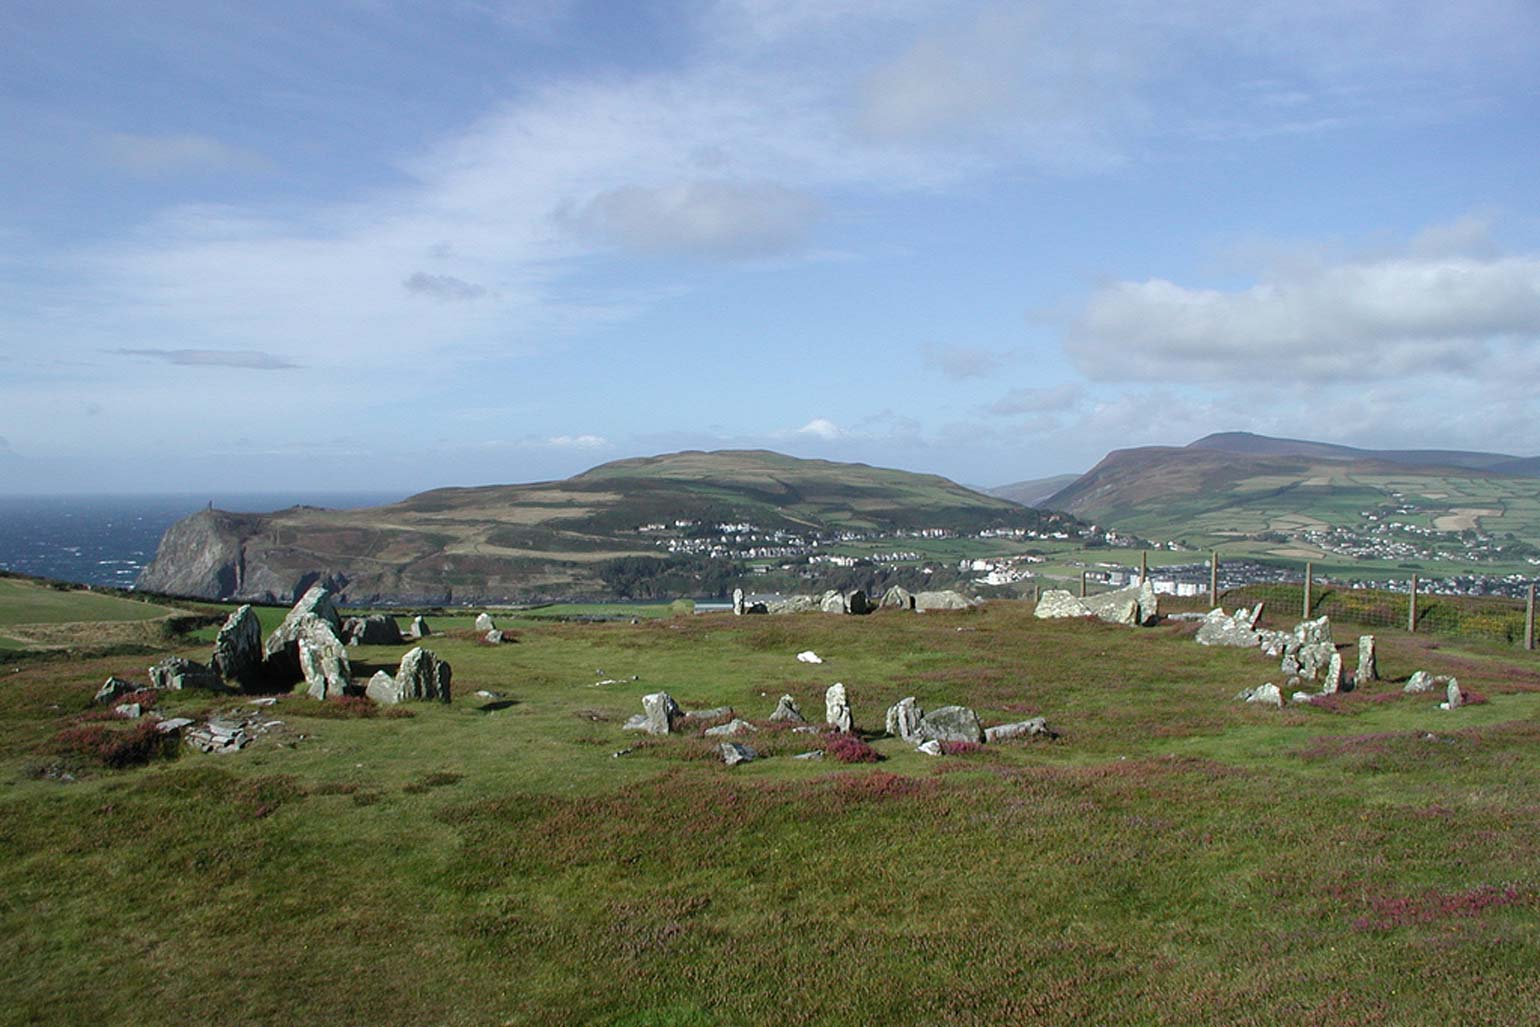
xmin=769 ymin=695 xmax=805 ymax=722
xmin=392 ymin=647 xmax=452 ymax=703
xmin=348 ymin=614 xmax=403 ymax=646
xmin=1081 ymin=580 xmax=1159 ymax=626
xmin=820 ymin=591 xmax=848 ymax=614
xmin=1444 ymin=680 xmax=1464 ymax=709
xmin=409 ymin=616 xmax=430 ymax=639
xmin=880 ymin=585 xmax=915 ymax=610
xmin=212 ymin=605 xmax=263 ymax=687
xmin=475 ymin=612 xmax=496 ymax=632
xmin=884 ymin=696 xmax=924 ymax=741
xmin=1298 ymin=642 xmax=1335 ymax=680
xmin=732 ymin=588 xmax=745 ymax=616
xmin=916 ymin=705 xmax=985 ymax=744
xmin=825 ymin=683 xmax=853 ymax=733
xmin=641 ymin=691 xmax=682 ymax=735
xmin=1357 ymin=635 xmax=1378 ymax=683
xmin=1296 ymin=616 xmax=1333 ymax=646
xmin=1321 ymin=652 xmax=1344 ymax=695
xmin=846 ymin=591 xmax=872 ymax=615
xmin=300 ymin=633 xmax=352 ymax=700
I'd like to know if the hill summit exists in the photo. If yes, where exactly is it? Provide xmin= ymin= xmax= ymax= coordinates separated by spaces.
xmin=138 ymin=450 xmax=1070 ymax=604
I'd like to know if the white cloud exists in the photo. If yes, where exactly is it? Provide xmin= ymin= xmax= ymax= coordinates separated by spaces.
xmin=573 ymin=180 xmax=822 ymax=258
xmin=1068 ymin=245 xmax=1540 ymax=382
xmin=105 ymin=133 xmax=272 ymax=176
xmin=545 ymin=434 xmax=608 ymax=449
xmin=113 ymin=348 xmax=298 ymax=370
xmin=793 ymin=417 xmax=843 ymax=440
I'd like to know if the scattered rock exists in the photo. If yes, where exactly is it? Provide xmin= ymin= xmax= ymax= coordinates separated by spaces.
xmin=114 ymin=703 xmax=143 ymax=719
xmin=791 ymin=725 xmax=820 ymax=734
xmin=680 ymin=705 xmax=734 ymax=722
xmin=1357 ymin=635 xmax=1379 ymax=683
xmin=1195 ymin=606 xmax=1263 ymax=648
xmin=474 ymin=612 xmax=497 ymax=632
xmin=796 ymin=650 xmax=824 ymax=664
xmin=914 ymin=590 xmax=977 ymax=612
xmin=212 ymin=605 xmax=263 ymax=686
xmin=916 ymin=705 xmax=985 ymax=744
xmin=95 ymin=676 xmax=140 ymax=705
xmin=792 ymin=750 xmax=824 ymax=760
xmin=769 ymin=694 xmax=805 ymax=722
xmin=641 ymin=691 xmax=682 ymax=735
xmin=720 ymin=742 xmax=758 ymax=767
xmin=1243 ymin=683 xmax=1283 ymax=708
xmin=916 ymin=740 xmax=944 ymax=756
xmin=484 ymin=629 xmax=504 ymax=645
xmin=347 ymin=614 xmax=404 ymax=646
xmin=884 ymin=696 xmax=924 ymax=742
xmin=148 ymin=656 xmax=221 ymax=691
xmin=984 ymin=717 xmax=1054 ymax=742
xmin=703 ymin=718 xmax=758 ymax=737
xmin=1405 ymin=671 xmax=1456 ymax=695
xmin=1291 ymin=691 xmax=1315 ymax=705
xmin=825 ymin=682 xmax=853 ymax=733
xmin=155 ymin=717 xmax=195 ymax=734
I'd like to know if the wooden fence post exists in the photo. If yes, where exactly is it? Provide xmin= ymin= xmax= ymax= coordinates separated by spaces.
xmin=1080 ymin=570 xmax=1088 ymax=598
xmin=1527 ymin=584 xmax=1535 ymax=651
xmin=1408 ymin=574 xmax=1418 ymax=633
xmin=1303 ymin=562 xmax=1313 ymax=620
xmin=1210 ymin=550 xmax=1219 ymax=609
xmin=1140 ymin=551 xmax=1148 ymax=584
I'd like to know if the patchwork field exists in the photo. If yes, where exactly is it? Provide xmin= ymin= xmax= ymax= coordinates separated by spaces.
xmin=2 ymin=595 xmax=1539 ymax=1025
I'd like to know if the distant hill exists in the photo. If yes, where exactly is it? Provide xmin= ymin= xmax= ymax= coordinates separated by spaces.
xmin=1044 ymin=433 xmax=1540 ymax=551
xmin=138 ymin=450 xmax=1070 ymax=604
xmin=985 ymin=474 xmax=1083 ymax=508
xmin=1187 ymin=431 xmax=1522 ymax=472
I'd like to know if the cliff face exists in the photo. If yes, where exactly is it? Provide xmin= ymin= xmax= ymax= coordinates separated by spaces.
xmin=135 ymin=510 xmax=257 ymax=599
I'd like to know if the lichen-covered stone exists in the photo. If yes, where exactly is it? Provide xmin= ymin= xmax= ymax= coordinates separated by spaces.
xmin=641 ymin=691 xmax=681 ymax=734
xmin=769 ymin=694 xmax=805 ymax=722
xmin=825 ymin=682 xmax=852 ymax=733
xmin=212 ymin=604 xmax=263 ymax=686
xmin=390 ymin=647 xmax=452 ymax=703
xmin=916 ymin=705 xmax=984 ymax=743
xmin=984 ymin=718 xmax=1054 ymax=742
xmin=884 ymin=696 xmax=924 ymax=741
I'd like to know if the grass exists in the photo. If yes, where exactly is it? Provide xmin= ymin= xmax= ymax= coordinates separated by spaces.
xmin=1 ymin=597 xmax=1539 ymax=1025
xmin=0 ymin=577 xmax=177 ymax=627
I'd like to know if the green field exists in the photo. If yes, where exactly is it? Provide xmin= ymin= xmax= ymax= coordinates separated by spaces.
xmin=0 ymin=578 xmax=177 ymax=628
xmin=3 ymin=588 xmax=1540 ymax=1024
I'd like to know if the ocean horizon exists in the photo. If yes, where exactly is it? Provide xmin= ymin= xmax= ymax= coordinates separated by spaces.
xmin=0 ymin=491 xmax=405 ymax=589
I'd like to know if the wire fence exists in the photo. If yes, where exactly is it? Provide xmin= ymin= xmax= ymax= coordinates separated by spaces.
xmin=1050 ymin=553 xmax=1538 ymax=650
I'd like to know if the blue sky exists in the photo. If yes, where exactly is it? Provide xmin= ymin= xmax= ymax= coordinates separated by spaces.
xmin=4 ymin=0 xmax=1539 ymax=494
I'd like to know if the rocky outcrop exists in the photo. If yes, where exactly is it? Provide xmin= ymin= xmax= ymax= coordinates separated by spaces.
xmin=134 ymin=509 xmax=256 ymax=599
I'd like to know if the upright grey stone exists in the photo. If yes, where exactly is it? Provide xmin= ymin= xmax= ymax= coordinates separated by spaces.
xmin=884 ymin=696 xmax=924 ymax=741
xmin=263 ymin=585 xmax=342 ymax=661
xmin=768 ymin=695 xmax=805 ymax=722
xmin=641 ymin=691 xmax=682 ymax=735
xmin=1321 ymin=651 xmax=1344 ymax=694
xmin=846 ymin=591 xmax=872 ymax=615
xmin=299 ymin=627 xmax=351 ymax=700
xmin=916 ymin=705 xmax=985 ymax=744
xmin=732 ymin=588 xmax=745 ymax=616
xmin=1081 ymin=580 xmax=1159 ymax=626
xmin=409 ymin=616 xmax=430 ymax=639
xmin=1357 ymin=635 xmax=1378 ymax=684
xmin=1444 ymin=680 xmax=1464 ymax=709
xmin=880 ymin=585 xmax=914 ymax=610
xmin=349 ymin=614 xmax=403 ymax=646
xmin=392 ymin=647 xmax=452 ymax=703
xmin=1298 ymin=642 xmax=1335 ymax=680
xmin=475 ymin=612 xmax=496 ymax=632
xmin=820 ymin=591 xmax=848 ymax=614
xmin=825 ymin=682 xmax=853 ymax=733
xmin=1296 ymin=616 xmax=1333 ymax=646
xmin=364 ymin=670 xmax=397 ymax=704
xmin=212 ymin=604 xmax=263 ymax=687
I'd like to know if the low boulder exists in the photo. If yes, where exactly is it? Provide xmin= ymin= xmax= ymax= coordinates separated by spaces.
xmin=880 ymin=585 xmax=915 ymax=611
xmin=641 ymin=691 xmax=682 ymax=735
xmin=364 ymin=671 xmax=397 ymax=704
xmin=1236 ymin=683 xmax=1283 ymax=708
xmin=703 ymin=718 xmax=757 ymax=737
xmin=984 ymin=718 xmax=1054 ymax=742
xmin=1404 ymin=671 xmax=1456 ymax=695
xmin=1081 ymin=580 xmax=1159 ymax=627
xmin=148 ymin=656 xmax=221 ymax=691
xmin=914 ymin=590 xmax=976 ymax=612
xmin=769 ymin=694 xmax=805 ymax=722
xmin=381 ymin=647 xmax=452 ymax=703
xmin=766 ymin=595 xmax=819 ymax=614
xmin=820 ymin=590 xmax=848 ymax=614
xmin=796 ymin=650 xmax=823 ymax=664
xmin=916 ymin=705 xmax=984 ymax=744
xmin=348 ymin=614 xmax=403 ymax=646
xmin=720 ymin=742 xmax=758 ymax=767
xmin=409 ymin=615 xmax=431 ymax=639
xmin=1196 ymin=606 xmax=1262 ymax=648
xmin=95 ymin=676 xmax=141 ymax=705
xmin=1034 ymin=590 xmax=1091 ymax=620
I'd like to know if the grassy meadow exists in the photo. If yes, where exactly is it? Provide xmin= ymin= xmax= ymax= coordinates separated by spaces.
xmin=2 ymin=591 xmax=1539 ymax=1025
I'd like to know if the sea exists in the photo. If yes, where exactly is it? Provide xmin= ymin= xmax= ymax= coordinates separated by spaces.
xmin=0 ymin=493 xmax=404 ymax=589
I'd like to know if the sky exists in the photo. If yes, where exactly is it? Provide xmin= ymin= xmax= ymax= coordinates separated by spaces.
xmin=4 ymin=0 xmax=1540 ymax=495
